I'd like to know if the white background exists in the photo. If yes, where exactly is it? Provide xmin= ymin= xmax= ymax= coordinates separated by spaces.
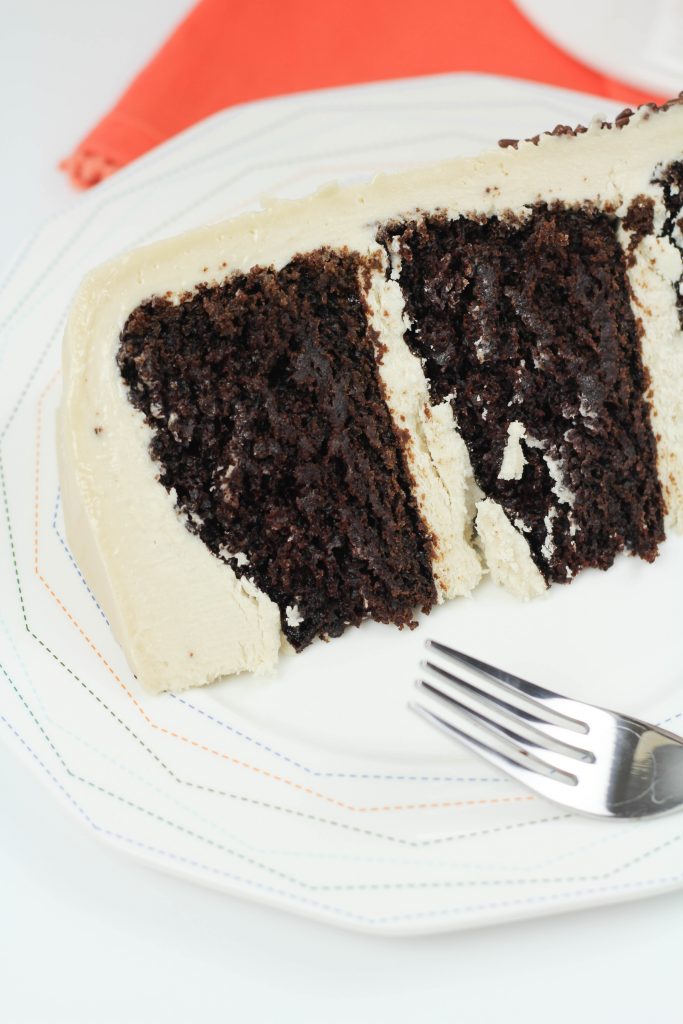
xmin=2 ymin=2 xmax=682 ymax=1021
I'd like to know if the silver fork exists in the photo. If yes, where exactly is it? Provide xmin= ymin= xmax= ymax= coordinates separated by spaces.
xmin=411 ymin=639 xmax=683 ymax=819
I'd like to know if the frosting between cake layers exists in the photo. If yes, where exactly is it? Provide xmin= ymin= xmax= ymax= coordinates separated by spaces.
xmin=364 ymin=265 xmax=482 ymax=600
xmin=621 ymin=230 xmax=683 ymax=531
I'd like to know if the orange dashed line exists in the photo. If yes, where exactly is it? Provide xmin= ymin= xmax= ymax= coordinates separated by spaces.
xmin=35 ymin=375 xmax=536 ymax=814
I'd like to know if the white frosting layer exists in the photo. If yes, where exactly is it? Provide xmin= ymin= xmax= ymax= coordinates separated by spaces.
xmin=59 ymin=101 xmax=683 ymax=691
xmin=498 ymin=421 xmax=527 ymax=481
xmin=475 ymin=498 xmax=547 ymax=599
xmin=365 ymin=268 xmax=482 ymax=600
xmin=58 ymin=286 xmax=282 ymax=694
xmin=622 ymin=231 xmax=683 ymax=529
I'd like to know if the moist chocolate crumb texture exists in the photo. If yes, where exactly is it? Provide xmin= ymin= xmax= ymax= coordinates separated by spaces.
xmin=59 ymin=97 xmax=683 ymax=693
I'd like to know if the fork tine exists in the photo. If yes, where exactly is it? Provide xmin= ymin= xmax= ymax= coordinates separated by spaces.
xmin=419 ymin=666 xmax=594 ymax=761
xmin=425 ymin=639 xmax=588 ymax=729
xmin=409 ymin=701 xmax=579 ymax=805
xmin=421 ymin=659 xmax=581 ymax=741
xmin=415 ymin=680 xmax=585 ymax=781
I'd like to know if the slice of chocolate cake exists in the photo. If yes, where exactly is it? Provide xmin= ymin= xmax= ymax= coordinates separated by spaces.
xmin=59 ymin=97 xmax=683 ymax=693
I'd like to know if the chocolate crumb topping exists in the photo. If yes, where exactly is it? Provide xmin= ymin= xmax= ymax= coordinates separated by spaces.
xmin=498 ymin=93 xmax=683 ymax=149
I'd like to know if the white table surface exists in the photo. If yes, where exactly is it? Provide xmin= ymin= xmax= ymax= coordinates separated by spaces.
xmin=2 ymin=3 xmax=682 ymax=1021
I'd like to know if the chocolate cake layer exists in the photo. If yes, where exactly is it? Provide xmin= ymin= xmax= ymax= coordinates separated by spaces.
xmin=379 ymin=207 xmax=666 ymax=581
xmin=118 ymin=249 xmax=436 ymax=648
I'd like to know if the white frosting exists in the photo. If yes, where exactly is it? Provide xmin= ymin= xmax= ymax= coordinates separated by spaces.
xmin=365 ymin=267 xmax=482 ymax=600
xmin=59 ymin=101 xmax=683 ymax=691
xmin=540 ymin=508 xmax=558 ymax=563
xmin=475 ymin=498 xmax=547 ymax=599
xmin=544 ymin=453 xmax=576 ymax=508
xmin=58 ymin=280 xmax=282 ymax=694
xmin=498 ymin=421 xmax=527 ymax=481
xmin=622 ymin=230 xmax=683 ymax=530
xmin=284 ymin=605 xmax=304 ymax=629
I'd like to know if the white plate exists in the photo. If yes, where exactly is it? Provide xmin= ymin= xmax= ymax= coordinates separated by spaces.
xmin=514 ymin=0 xmax=683 ymax=97
xmin=2 ymin=73 xmax=683 ymax=936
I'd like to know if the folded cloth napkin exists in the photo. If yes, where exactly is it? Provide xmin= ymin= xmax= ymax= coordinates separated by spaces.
xmin=60 ymin=0 xmax=664 ymax=189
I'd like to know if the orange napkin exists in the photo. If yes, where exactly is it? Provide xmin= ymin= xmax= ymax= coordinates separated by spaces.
xmin=61 ymin=0 xmax=664 ymax=189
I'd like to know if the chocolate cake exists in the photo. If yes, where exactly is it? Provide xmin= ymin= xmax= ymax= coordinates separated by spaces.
xmin=59 ymin=97 xmax=683 ymax=692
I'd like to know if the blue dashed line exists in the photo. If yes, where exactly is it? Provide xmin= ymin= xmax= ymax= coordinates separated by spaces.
xmin=169 ymin=692 xmax=502 ymax=783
